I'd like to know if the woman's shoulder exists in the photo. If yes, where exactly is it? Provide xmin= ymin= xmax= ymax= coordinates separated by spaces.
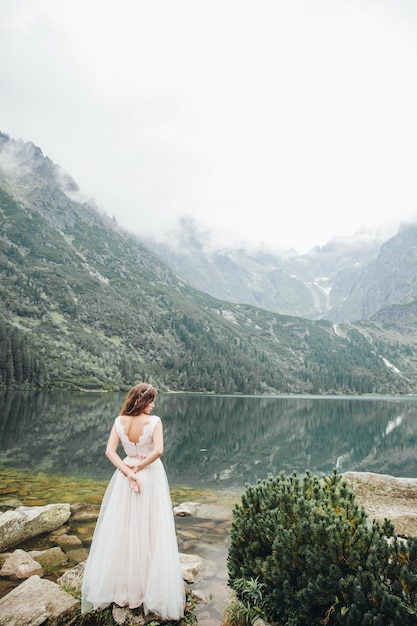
xmin=115 ymin=415 xmax=130 ymax=430
xmin=144 ymin=414 xmax=160 ymax=436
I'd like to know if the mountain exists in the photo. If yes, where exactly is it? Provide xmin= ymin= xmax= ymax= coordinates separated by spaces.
xmin=148 ymin=218 xmax=417 ymax=324
xmin=1 ymin=131 xmax=416 ymax=395
xmin=146 ymin=219 xmax=385 ymax=321
xmin=333 ymin=223 xmax=417 ymax=321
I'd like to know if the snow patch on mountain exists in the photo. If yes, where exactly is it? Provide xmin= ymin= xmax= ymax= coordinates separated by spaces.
xmin=218 ymin=309 xmax=237 ymax=324
xmin=333 ymin=324 xmax=345 ymax=337
xmin=379 ymin=356 xmax=401 ymax=374
xmin=314 ymin=277 xmax=332 ymax=296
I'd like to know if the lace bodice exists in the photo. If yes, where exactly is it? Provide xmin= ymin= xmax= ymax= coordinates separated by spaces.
xmin=115 ymin=414 xmax=160 ymax=457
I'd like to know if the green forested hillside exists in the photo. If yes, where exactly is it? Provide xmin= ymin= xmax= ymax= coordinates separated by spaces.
xmin=0 ymin=134 xmax=416 ymax=394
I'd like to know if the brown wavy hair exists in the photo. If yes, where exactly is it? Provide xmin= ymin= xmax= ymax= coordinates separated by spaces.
xmin=120 ymin=383 xmax=157 ymax=416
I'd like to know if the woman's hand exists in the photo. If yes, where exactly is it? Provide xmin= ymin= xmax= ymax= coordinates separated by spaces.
xmin=125 ymin=461 xmax=140 ymax=474
xmin=128 ymin=470 xmax=141 ymax=493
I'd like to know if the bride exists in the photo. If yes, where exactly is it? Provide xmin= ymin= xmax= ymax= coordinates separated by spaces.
xmin=81 ymin=383 xmax=185 ymax=620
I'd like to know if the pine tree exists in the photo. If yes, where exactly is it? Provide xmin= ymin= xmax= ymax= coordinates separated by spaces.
xmin=228 ymin=470 xmax=417 ymax=625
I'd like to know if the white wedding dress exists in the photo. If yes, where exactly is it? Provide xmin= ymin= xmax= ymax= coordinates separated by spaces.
xmin=81 ymin=414 xmax=185 ymax=620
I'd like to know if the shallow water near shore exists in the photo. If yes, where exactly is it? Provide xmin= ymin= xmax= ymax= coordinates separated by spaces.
xmin=0 ymin=466 xmax=242 ymax=507
xmin=0 ymin=466 xmax=242 ymax=625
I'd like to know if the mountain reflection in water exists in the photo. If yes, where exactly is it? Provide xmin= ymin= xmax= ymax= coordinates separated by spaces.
xmin=1 ymin=390 xmax=417 ymax=489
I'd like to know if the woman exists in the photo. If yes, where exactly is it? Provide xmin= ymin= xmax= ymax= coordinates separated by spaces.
xmin=81 ymin=383 xmax=185 ymax=620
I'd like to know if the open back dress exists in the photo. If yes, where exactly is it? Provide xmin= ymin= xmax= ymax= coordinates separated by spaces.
xmin=81 ymin=414 xmax=185 ymax=620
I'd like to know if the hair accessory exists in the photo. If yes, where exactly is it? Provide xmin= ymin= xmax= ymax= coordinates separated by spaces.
xmin=140 ymin=385 xmax=152 ymax=396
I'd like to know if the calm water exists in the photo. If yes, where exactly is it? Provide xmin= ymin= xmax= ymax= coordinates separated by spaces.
xmin=1 ymin=391 xmax=417 ymax=490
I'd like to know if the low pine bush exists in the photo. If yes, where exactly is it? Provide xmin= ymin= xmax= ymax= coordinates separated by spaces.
xmin=227 ymin=470 xmax=417 ymax=625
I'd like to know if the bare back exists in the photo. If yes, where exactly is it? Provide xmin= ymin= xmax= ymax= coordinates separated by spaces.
xmin=119 ymin=414 xmax=150 ymax=444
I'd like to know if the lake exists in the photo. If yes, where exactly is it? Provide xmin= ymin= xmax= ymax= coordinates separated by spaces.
xmin=2 ymin=391 xmax=417 ymax=625
xmin=1 ymin=390 xmax=417 ymax=491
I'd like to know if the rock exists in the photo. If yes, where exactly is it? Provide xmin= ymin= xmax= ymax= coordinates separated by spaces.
xmin=180 ymin=552 xmax=216 ymax=584
xmin=111 ymin=605 xmax=166 ymax=625
xmin=180 ymin=553 xmax=205 ymax=583
xmin=48 ymin=526 xmax=70 ymax=537
xmin=70 ymin=508 xmax=100 ymax=522
xmin=177 ymin=528 xmax=201 ymax=540
xmin=112 ymin=606 xmax=131 ymax=625
xmin=179 ymin=539 xmax=198 ymax=551
xmin=112 ymin=605 xmax=147 ymax=625
xmin=0 ymin=549 xmax=44 ymax=579
xmin=174 ymin=502 xmax=199 ymax=516
xmin=174 ymin=502 xmax=232 ymax=521
xmin=190 ymin=588 xmax=209 ymax=604
xmin=343 ymin=471 xmax=417 ymax=537
xmin=57 ymin=561 xmax=85 ymax=594
xmin=195 ymin=521 xmax=216 ymax=530
xmin=1 ymin=499 xmax=24 ymax=509
xmin=0 ymin=552 xmax=11 ymax=567
xmin=118 ymin=606 xmax=165 ymax=625
xmin=50 ymin=533 xmax=82 ymax=549
xmin=0 ymin=511 xmax=25 ymax=552
xmin=0 ymin=503 xmax=71 ymax=551
xmin=194 ymin=609 xmax=213 ymax=625
xmin=29 ymin=546 xmax=68 ymax=569
xmin=0 ymin=574 xmax=79 ymax=625
xmin=65 ymin=547 xmax=89 ymax=564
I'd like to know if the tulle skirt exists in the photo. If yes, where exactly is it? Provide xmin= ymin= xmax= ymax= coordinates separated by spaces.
xmin=81 ymin=457 xmax=185 ymax=620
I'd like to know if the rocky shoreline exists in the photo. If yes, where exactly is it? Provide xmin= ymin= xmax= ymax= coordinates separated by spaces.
xmin=1 ymin=472 xmax=417 ymax=625
xmin=0 ymin=497 xmax=233 ymax=626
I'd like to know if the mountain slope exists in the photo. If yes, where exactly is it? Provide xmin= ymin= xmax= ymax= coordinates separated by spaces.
xmin=1 ymin=131 xmax=416 ymax=394
xmin=333 ymin=224 xmax=417 ymax=321
xmin=147 ymin=219 xmax=384 ymax=321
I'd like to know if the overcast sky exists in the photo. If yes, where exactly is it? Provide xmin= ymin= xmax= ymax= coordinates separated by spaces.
xmin=1 ymin=0 xmax=417 ymax=253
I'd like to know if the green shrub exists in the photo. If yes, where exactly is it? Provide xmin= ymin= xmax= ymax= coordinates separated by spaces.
xmin=224 ymin=576 xmax=269 ymax=625
xmin=227 ymin=470 xmax=417 ymax=625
